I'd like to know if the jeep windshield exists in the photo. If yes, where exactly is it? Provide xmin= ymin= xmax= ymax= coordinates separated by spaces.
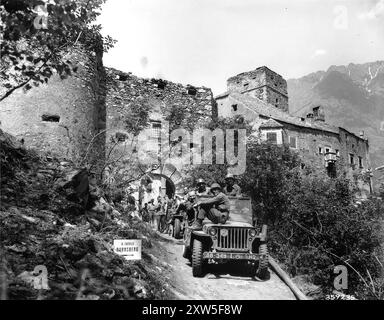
xmin=197 ymin=195 xmax=253 ymax=225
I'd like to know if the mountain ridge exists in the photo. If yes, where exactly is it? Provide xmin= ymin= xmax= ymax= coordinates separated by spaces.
xmin=287 ymin=60 xmax=384 ymax=187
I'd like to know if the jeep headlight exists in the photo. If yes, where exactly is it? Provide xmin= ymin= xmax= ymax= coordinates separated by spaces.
xmin=249 ymin=229 xmax=257 ymax=237
xmin=209 ymin=228 xmax=217 ymax=236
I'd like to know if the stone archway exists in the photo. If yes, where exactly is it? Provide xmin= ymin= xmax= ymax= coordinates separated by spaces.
xmin=138 ymin=162 xmax=184 ymax=205
xmin=151 ymin=163 xmax=183 ymax=198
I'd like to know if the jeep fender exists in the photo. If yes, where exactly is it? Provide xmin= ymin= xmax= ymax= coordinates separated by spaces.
xmin=190 ymin=231 xmax=212 ymax=252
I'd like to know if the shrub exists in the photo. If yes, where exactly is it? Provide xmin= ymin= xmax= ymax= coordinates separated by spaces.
xmin=270 ymin=173 xmax=384 ymax=299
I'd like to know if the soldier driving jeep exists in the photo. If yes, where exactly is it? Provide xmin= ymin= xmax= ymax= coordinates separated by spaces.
xmin=195 ymin=178 xmax=211 ymax=196
xmin=191 ymin=183 xmax=229 ymax=230
xmin=183 ymin=180 xmax=269 ymax=279
xmin=175 ymin=191 xmax=197 ymax=222
xmin=223 ymin=173 xmax=242 ymax=197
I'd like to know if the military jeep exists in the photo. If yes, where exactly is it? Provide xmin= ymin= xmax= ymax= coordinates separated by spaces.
xmin=183 ymin=196 xmax=269 ymax=279
xmin=168 ymin=201 xmax=195 ymax=239
xmin=168 ymin=210 xmax=187 ymax=239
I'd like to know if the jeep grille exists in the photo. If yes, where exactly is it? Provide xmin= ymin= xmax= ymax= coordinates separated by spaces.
xmin=217 ymin=228 xmax=249 ymax=251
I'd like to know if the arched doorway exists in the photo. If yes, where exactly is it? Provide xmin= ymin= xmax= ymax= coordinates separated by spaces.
xmin=152 ymin=162 xmax=182 ymax=198
xmin=151 ymin=173 xmax=176 ymax=199
xmin=139 ymin=162 xmax=182 ymax=204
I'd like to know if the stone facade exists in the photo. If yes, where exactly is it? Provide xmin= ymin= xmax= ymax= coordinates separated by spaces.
xmin=0 ymin=45 xmax=106 ymax=171
xmin=0 ymin=54 xmax=372 ymax=198
xmin=105 ymin=67 xmax=214 ymax=133
xmin=226 ymin=66 xmax=289 ymax=112
xmin=216 ymin=66 xmax=372 ymax=197
xmin=0 ymin=46 xmax=215 ymax=199
xmin=0 ymin=52 xmax=215 ymax=195
xmin=105 ymin=68 xmax=215 ymax=198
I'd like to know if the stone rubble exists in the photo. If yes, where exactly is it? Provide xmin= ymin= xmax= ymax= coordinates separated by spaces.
xmin=0 ymin=129 xmax=175 ymax=300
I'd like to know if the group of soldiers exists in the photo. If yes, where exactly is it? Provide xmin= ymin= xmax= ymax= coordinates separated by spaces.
xmin=142 ymin=195 xmax=174 ymax=232
xmin=175 ymin=174 xmax=242 ymax=230
xmin=139 ymin=174 xmax=242 ymax=232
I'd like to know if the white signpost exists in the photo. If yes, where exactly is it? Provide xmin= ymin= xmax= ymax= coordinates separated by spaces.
xmin=113 ymin=239 xmax=142 ymax=261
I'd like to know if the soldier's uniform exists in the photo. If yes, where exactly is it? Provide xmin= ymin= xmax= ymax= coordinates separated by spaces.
xmin=195 ymin=183 xmax=230 ymax=225
xmin=147 ymin=201 xmax=158 ymax=228
xmin=176 ymin=191 xmax=197 ymax=222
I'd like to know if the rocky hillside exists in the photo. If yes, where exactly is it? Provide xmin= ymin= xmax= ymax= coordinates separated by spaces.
xmin=0 ymin=129 xmax=175 ymax=300
xmin=287 ymin=61 xmax=384 ymax=186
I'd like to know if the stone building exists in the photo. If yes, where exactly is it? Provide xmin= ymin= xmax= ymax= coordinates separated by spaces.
xmin=0 ymin=51 xmax=215 ymax=203
xmin=215 ymin=66 xmax=372 ymax=197
xmin=0 ymin=45 xmax=106 ymax=170
xmin=0 ymin=54 xmax=372 ymax=200
xmin=104 ymin=68 xmax=215 ymax=202
xmin=226 ymin=66 xmax=289 ymax=112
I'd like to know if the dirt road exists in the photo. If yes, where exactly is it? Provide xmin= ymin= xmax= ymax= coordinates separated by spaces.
xmin=157 ymin=233 xmax=296 ymax=300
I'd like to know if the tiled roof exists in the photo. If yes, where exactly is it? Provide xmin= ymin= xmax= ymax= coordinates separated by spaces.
xmin=259 ymin=118 xmax=284 ymax=129
xmin=228 ymin=92 xmax=340 ymax=134
xmin=214 ymin=91 xmax=229 ymax=99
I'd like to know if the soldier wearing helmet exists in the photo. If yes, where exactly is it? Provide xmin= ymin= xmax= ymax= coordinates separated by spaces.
xmin=191 ymin=182 xmax=230 ymax=230
xmin=195 ymin=178 xmax=210 ymax=196
xmin=188 ymin=190 xmax=197 ymax=200
xmin=175 ymin=187 xmax=189 ymax=205
xmin=223 ymin=173 xmax=242 ymax=197
xmin=176 ymin=190 xmax=197 ymax=223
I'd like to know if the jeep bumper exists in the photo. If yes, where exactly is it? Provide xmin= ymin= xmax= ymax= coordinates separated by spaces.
xmin=203 ymin=252 xmax=266 ymax=261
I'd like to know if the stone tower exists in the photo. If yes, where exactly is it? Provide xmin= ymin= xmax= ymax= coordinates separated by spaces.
xmin=0 ymin=44 xmax=106 ymax=169
xmin=226 ymin=66 xmax=289 ymax=112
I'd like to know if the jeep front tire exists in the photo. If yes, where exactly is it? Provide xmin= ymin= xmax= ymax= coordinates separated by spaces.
xmin=192 ymin=239 xmax=204 ymax=277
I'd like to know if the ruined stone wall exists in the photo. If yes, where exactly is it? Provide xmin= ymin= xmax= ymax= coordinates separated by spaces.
xmin=0 ymin=45 xmax=106 ymax=170
xmin=227 ymin=69 xmax=266 ymax=93
xmin=106 ymin=68 xmax=214 ymax=133
xmin=104 ymin=68 xmax=215 ymax=194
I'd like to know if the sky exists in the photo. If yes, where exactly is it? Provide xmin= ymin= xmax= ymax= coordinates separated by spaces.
xmin=97 ymin=0 xmax=384 ymax=95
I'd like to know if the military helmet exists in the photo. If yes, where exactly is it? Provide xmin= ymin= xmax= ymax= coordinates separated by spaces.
xmin=210 ymin=183 xmax=222 ymax=191
xmin=225 ymin=173 xmax=235 ymax=180
xmin=188 ymin=191 xmax=196 ymax=199
xmin=197 ymin=178 xmax=206 ymax=185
